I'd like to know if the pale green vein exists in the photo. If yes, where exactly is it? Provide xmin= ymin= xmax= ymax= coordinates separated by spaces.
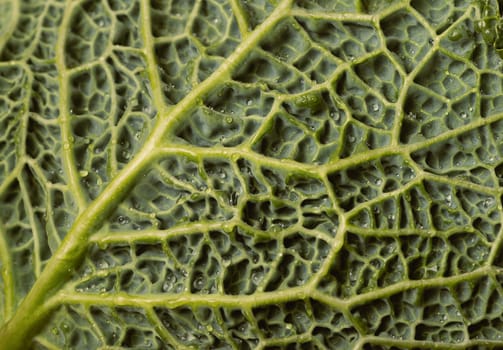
xmin=90 ymin=221 xmax=226 ymax=244
xmin=243 ymin=97 xmax=282 ymax=148
xmin=158 ymin=144 xmax=321 ymax=177
xmin=406 ymin=4 xmax=438 ymax=39
xmin=102 ymin=63 xmax=120 ymax=177
xmin=0 ymin=161 xmax=23 ymax=198
xmin=18 ymin=169 xmax=43 ymax=277
xmin=32 ymin=337 xmax=61 ymax=350
xmin=346 ymin=224 xmax=475 ymax=238
xmin=390 ymin=36 xmax=438 ymax=146
xmin=346 ymin=266 xmax=497 ymax=308
xmin=55 ymin=1 xmax=87 ymax=211
xmin=139 ymin=0 xmax=169 ymax=113
xmin=229 ymin=0 xmax=250 ymax=38
xmin=306 ymin=213 xmax=347 ymax=294
xmin=0 ymin=222 xmax=14 ymax=322
xmin=488 ymin=210 xmax=503 ymax=265
xmin=186 ymin=0 xmax=203 ymax=35
xmin=421 ymin=171 xmax=501 ymax=196
xmin=57 ymin=285 xmax=312 ymax=309
xmin=15 ymin=65 xmax=32 ymax=170
xmin=84 ymin=306 xmax=107 ymax=346
xmin=261 ymin=333 xmax=313 ymax=347
xmin=290 ymin=9 xmax=374 ymax=22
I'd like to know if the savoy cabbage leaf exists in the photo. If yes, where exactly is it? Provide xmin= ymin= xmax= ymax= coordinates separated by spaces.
xmin=1 ymin=0 xmax=503 ymax=349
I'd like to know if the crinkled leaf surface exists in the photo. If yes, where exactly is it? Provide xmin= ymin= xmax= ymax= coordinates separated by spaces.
xmin=1 ymin=0 xmax=503 ymax=349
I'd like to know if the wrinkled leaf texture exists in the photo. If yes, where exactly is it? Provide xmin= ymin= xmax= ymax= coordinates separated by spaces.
xmin=1 ymin=0 xmax=503 ymax=349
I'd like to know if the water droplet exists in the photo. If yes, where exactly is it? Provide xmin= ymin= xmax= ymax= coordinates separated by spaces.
xmin=117 ymin=215 xmax=130 ymax=225
xmin=446 ymin=194 xmax=458 ymax=208
xmin=97 ymin=260 xmax=109 ymax=269
xmin=348 ymin=135 xmax=356 ymax=143
xmin=229 ymin=192 xmax=238 ymax=206
xmin=330 ymin=111 xmax=340 ymax=121
xmin=79 ymin=170 xmax=88 ymax=177
xmin=270 ymin=224 xmax=282 ymax=233
xmin=246 ymin=99 xmax=253 ymax=106
xmin=371 ymin=103 xmax=379 ymax=112
xmin=193 ymin=276 xmax=204 ymax=289
xmin=251 ymin=271 xmax=261 ymax=284
xmin=63 ymin=142 xmax=70 ymax=150
xmin=142 ymin=104 xmax=152 ymax=114
xmin=122 ymin=150 xmax=131 ymax=160
xmin=483 ymin=198 xmax=494 ymax=208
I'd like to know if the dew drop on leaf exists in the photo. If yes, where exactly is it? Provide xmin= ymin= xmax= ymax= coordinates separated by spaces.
xmin=117 ymin=215 xmax=130 ymax=225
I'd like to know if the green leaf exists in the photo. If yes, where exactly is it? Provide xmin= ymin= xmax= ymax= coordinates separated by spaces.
xmin=1 ymin=0 xmax=503 ymax=349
